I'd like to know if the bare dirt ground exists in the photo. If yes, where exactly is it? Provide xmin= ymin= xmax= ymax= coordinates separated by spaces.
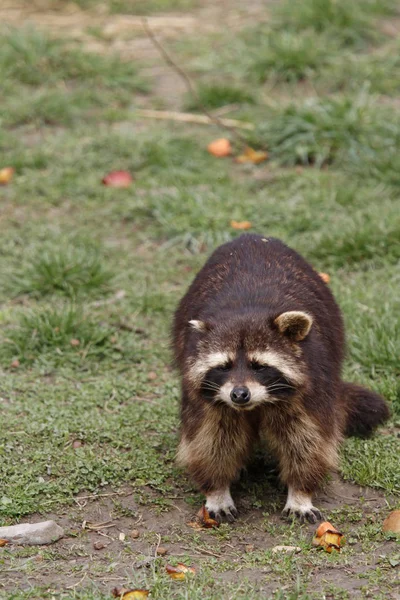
xmin=2 ymin=477 xmax=398 ymax=596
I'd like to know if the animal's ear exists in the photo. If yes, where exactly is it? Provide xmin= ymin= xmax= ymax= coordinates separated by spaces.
xmin=188 ymin=319 xmax=208 ymax=332
xmin=274 ymin=311 xmax=313 ymax=342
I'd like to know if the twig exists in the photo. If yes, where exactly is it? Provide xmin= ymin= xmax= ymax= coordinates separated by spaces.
xmin=66 ymin=573 xmax=87 ymax=590
xmin=154 ymin=532 xmax=162 ymax=557
xmin=135 ymin=108 xmax=254 ymax=130
xmin=181 ymin=545 xmax=222 ymax=558
xmin=141 ymin=18 xmax=252 ymax=143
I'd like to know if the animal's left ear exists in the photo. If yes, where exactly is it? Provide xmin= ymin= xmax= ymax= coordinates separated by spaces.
xmin=274 ymin=311 xmax=313 ymax=342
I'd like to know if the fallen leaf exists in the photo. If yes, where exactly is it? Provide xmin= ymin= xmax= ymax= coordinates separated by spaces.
xmin=0 ymin=539 xmax=9 ymax=547
xmin=93 ymin=540 xmax=106 ymax=550
xmin=313 ymin=521 xmax=344 ymax=553
xmin=230 ymin=220 xmax=252 ymax=230
xmin=207 ymin=138 xmax=232 ymax=157
xmin=166 ymin=563 xmax=196 ymax=580
xmin=235 ymin=146 xmax=268 ymax=164
xmin=383 ymin=510 xmax=400 ymax=534
xmin=187 ymin=505 xmax=219 ymax=530
xmin=156 ymin=546 xmax=168 ymax=556
xmin=10 ymin=359 xmax=20 ymax=369
xmin=319 ymin=272 xmax=331 ymax=284
xmin=102 ymin=170 xmax=133 ymax=188
xmin=70 ymin=338 xmax=80 ymax=347
xmin=112 ymin=588 xmax=149 ymax=599
xmin=0 ymin=167 xmax=14 ymax=185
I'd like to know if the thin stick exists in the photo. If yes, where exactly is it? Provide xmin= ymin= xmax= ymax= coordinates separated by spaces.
xmin=135 ymin=108 xmax=254 ymax=130
xmin=154 ymin=532 xmax=162 ymax=557
xmin=141 ymin=18 xmax=252 ymax=143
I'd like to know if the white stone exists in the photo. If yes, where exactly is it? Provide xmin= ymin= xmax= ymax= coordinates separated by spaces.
xmin=272 ymin=545 xmax=301 ymax=554
xmin=0 ymin=520 xmax=64 ymax=545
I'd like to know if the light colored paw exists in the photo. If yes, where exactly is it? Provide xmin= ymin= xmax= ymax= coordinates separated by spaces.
xmin=205 ymin=488 xmax=238 ymax=523
xmin=282 ymin=487 xmax=323 ymax=524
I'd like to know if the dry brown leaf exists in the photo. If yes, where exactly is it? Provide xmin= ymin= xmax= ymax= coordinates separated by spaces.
xmin=112 ymin=588 xmax=149 ymax=599
xmin=187 ymin=505 xmax=219 ymax=530
xmin=156 ymin=546 xmax=168 ymax=556
xmin=235 ymin=146 xmax=268 ymax=164
xmin=313 ymin=521 xmax=344 ymax=553
xmin=102 ymin=170 xmax=133 ymax=188
xmin=207 ymin=138 xmax=232 ymax=157
xmin=166 ymin=563 xmax=196 ymax=580
xmin=318 ymin=272 xmax=331 ymax=284
xmin=0 ymin=539 xmax=9 ymax=547
xmin=93 ymin=540 xmax=106 ymax=550
xmin=131 ymin=529 xmax=140 ymax=539
xmin=230 ymin=220 xmax=252 ymax=230
xmin=0 ymin=167 xmax=14 ymax=185
xmin=383 ymin=510 xmax=400 ymax=533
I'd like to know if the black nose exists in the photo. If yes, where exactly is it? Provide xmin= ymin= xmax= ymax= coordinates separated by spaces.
xmin=230 ymin=386 xmax=251 ymax=405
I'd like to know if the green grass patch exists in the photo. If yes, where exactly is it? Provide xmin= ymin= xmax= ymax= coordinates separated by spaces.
xmin=72 ymin=0 xmax=197 ymax=14
xmin=0 ymin=304 xmax=112 ymax=366
xmin=250 ymin=30 xmax=337 ymax=83
xmin=0 ymin=26 xmax=146 ymax=128
xmin=272 ymin=0 xmax=394 ymax=47
xmin=185 ymin=82 xmax=255 ymax=111
xmin=11 ymin=240 xmax=112 ymax=298
xmin=256 ymin=94 xmax=400 ymax=167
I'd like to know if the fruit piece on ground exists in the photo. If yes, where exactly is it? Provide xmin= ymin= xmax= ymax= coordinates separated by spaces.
xmin=383 ymin=510 xmax=400 ymax=533
xmin=235 ymin=146 xmax=268 ymax=164
xmin=313 ymin=521 xmax=344 ymax=553
xmin=318 ymin=272 xmax=331 ymax=283
xmin=102 ymin=170 xmax=133 ymax=188
xmin=230 ymin=220 xmax=252 ymax=230
xmin=0 ymin=167 xmax=14 ymax=185
xmin=112 ymin=588 xmax=149 ymax=599
xmin=207 ymin=138 xmax=232 ymax=157
xmin=166 ymin=563 xmax=196 ymax=580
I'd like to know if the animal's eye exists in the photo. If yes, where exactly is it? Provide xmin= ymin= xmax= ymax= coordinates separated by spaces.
xmin=216 ymin=362 xmax=232 ymax=372
xmin=250 ymin=362 xmax=267 ymax=372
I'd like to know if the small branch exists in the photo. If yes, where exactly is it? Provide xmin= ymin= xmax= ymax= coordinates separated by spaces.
xmin=141 ymin=18 xmax=252 ymax=143
xmin=135 ymin=108 xmax=254 ymax=130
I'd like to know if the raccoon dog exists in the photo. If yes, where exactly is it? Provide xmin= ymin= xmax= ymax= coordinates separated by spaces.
xmin=173 ymin=235 xmax=389 ymax=523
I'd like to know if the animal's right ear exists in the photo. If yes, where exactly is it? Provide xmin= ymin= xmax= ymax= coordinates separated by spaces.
xmin=188 ymin=319 xmax=207 ymax=332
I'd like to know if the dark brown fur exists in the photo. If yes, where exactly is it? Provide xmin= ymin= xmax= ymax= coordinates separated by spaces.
xmin=173 ymin=235 xmax=390 ymax=506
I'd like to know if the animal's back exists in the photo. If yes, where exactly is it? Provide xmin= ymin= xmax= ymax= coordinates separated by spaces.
xmin=173 ymin=234 xmax=344 ymax=370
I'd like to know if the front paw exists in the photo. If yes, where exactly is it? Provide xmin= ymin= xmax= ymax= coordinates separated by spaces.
xmin=282 ymin=506 xmax=322 ymax=524
xmin=205 ymin=489 xmax=238 ymax=523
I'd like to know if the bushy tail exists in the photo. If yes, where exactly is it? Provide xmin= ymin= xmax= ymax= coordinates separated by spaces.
xmin=341 ymin=382 xmax=390 ymax=438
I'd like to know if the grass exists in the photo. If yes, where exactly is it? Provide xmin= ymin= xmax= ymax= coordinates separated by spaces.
xmin=11 ymin=240 xmax=112 ymax=298
xmin=0 ymin=27 xmax=146 ymax=128
xmin=256 ymin=93 xmax=400 ymax=167
xmin=272 ymin=0 xmax=395 ymax=47
xmin=0 ymin=0 xmax=399 ymax=598
xmin=185 ymin=82 xmax=255 ymax=111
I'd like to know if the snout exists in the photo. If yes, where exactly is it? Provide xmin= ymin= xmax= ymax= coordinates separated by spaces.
xmin=230 ymin=386 xmax=251 ymax=405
